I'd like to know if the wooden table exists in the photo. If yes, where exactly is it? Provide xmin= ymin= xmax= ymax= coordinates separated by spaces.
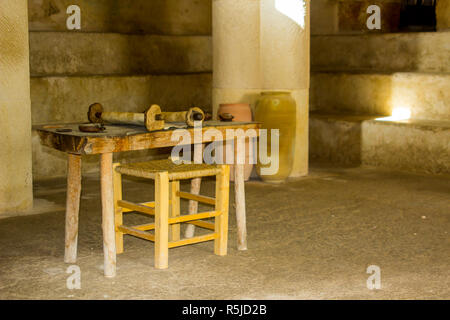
xmin=35 ymin=121 xmax=260 ymax=277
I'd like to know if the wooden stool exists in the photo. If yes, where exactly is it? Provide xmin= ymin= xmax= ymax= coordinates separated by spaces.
xmin=113 ymin=159 xmax=230 ymax=269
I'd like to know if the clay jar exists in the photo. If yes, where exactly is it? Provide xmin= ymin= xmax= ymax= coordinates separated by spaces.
xmin=255 ymin=91 xmax=296 ymax=184
xmin=217 ymin=103 xmax=254 ymax=181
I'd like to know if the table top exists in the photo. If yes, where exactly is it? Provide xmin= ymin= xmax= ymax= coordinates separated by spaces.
xmin=35 ymin=121 xmax=261 ymax=155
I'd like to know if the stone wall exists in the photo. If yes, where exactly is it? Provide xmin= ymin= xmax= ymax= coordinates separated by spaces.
xmin=28 ymin=0 xmax=213 ymax=179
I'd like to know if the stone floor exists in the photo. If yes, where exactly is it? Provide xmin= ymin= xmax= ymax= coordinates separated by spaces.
xmin=0 ymin=164 xmax=449 ymax=300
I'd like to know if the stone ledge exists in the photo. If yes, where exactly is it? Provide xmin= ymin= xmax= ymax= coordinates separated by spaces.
xmin=28 ymin=0 xmax=212 ymax=35
xmin=30 ymin=32 xmax=212 ymax=76
xmin=311 ymin=72 xmax=450 ymax=121
xmin=369 ymin=118 xmax=450 ymax=131
xmin=312 ymin=31 xmax=450 ymax=73
xmin=310 ymin=112 xmax=450 ymax=174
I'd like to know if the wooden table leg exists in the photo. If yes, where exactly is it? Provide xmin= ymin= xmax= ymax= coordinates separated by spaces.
xmin=234 ymin=163 xmax=248 ymax=251
xmin=64 ymin=153 xmax=82 ymax=264
xmin=100 ymin=153 xmax=117 ymax=277
xmin=184 ymin=143 xmax=204 ymax=239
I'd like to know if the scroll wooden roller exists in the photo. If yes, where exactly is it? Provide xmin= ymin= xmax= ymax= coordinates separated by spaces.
xmin=88 ymin=103 xmax=205 ymax=132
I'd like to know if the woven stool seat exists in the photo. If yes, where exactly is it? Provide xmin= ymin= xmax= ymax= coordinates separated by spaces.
xmin=115 ymin=159 xmax=222 ymax=180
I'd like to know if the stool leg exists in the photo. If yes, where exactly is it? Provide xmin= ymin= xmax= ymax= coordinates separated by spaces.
xmin=169 ymin=181 xmax=181 ymax=242
xmin=155 ymin=172 xmax=170 ymax=269
xmin=215 ymin=165 xmax=230 ymax=256
xmin=113 ymin=163 xmax=124 ymax=254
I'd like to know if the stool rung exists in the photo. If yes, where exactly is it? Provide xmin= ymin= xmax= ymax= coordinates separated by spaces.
xmin=170 ymin=211 xmax=219 ymax=224
xmin=177 ymin=191 xmax=216 ymax=205
xmin=118 ymin=225 xmax=155 ymax=241
xmin=185 ymin=220 xmax=215 ymax=230
xmin=131 ymin=223 xmax=155 ymax=231
xmin=121 ymin=201 xmax=155 ymax=213
xmin=118 ymin=200 xmax=155 ymax=215
xmin=119 ymin=212 xmax=218 ymax=233
xmin=119 ymin=225 xmax=217 ymax=247
xmin=169 ymin=233 xmax=218 ymax=249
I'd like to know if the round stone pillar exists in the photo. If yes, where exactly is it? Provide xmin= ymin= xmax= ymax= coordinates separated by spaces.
xmin=0 ymin=0 xmax=33 ymax=214
xmin=260 ymin=0 xmax=310 ymax=177
xmin=212 ymin=0 xmax=310 ymax=178
xmin=212 ymin=0 xmax=262 ymax=119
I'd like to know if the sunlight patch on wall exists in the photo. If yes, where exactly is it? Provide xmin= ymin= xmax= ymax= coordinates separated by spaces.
xmin=275 ymin=0 xmax=306 ymax=28
xmin=377 ymin=107 xmax=412 ymax=121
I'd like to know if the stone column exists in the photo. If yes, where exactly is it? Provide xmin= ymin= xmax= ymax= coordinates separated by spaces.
xmin=436 ymin=0 xmax=450 ymax=31
xmin=0 ymin=0 xmax=33 ymax=214
xmin=260 ymin=0 xmax=310 ymax=177
xmin=212 ymin=0 xmax=261 ymax=119
xmin=213 ymin=0 xmax=310 ymax=178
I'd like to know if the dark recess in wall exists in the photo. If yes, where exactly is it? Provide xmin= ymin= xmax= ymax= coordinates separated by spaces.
xmin=400 ymin=0 xmax=437 ymax=31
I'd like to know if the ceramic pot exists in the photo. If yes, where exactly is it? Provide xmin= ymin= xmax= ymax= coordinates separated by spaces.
xmin=255 ymin=91 xmax=296 ymax=184
xmin=218 ymin=103 xmax=254 ymax=181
